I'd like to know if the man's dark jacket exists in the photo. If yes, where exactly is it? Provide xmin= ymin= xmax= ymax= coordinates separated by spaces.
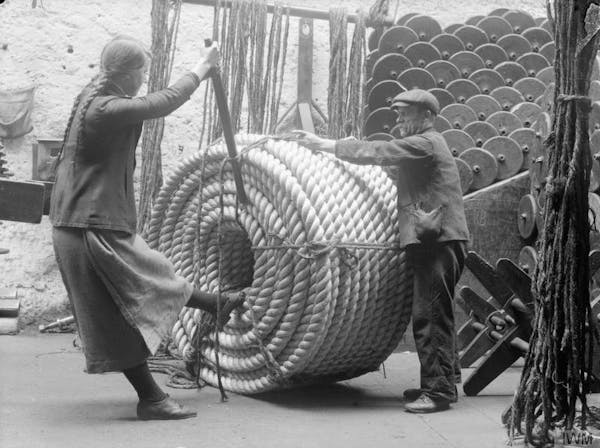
xmin=334 ymin=127 xmax=470 ymax=248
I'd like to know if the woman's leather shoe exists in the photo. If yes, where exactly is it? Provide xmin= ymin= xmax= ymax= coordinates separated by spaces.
xmin=137 ymin=395 xmax=197 ymax=420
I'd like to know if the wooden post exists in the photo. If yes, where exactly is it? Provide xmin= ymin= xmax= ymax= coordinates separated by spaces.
xmin=297 ymin=18 xmax=315 ymax=133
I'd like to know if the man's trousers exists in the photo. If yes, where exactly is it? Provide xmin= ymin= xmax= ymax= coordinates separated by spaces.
xmin=406 ymin=240 xmax=468 ymax=401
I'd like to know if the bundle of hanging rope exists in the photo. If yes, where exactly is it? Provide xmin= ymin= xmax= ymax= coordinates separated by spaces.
xmin=200 ymin=0 xmax=290 ymax=147
xmin=138 ymin=0 xmax=183 ymax=232
xmin=144 ymin=134 xmax=413 ymax=394
xmin=507 ymin=1 xmax=600 ymax=445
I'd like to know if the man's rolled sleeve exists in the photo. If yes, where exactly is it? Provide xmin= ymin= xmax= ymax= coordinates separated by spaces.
xmin=334 ymin=135 xmax=434 ymax=166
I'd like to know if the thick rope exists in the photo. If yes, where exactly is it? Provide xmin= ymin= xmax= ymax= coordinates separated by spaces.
xmin=146 ymin=135 xmax=413 ymax=394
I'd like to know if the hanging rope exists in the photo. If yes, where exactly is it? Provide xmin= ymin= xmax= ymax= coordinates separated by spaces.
xmin=145 ymin=134 xmax=413 ymax=394
xmin=327 ymin=7 xmax=368 ymax=139
xmin=344 ymin=11 xmax=367 ymax=138
xmin=137 ymin=0 xmax=182 ymax=234
xmin=263 ymin=4 xmax=290 ymax=134
xmin=367 ymin=0 xmax=391 ymax=27
xmin=198 ymin=0 xmax=290 ymax=147
xmin=508 ymin=2 xmax=600 ymax=445
xmin=327 ymin=8 xmax=348 ymax=139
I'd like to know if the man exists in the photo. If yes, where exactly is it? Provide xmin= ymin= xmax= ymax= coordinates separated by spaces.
xmin=293 ymin=89 xmax=470 ymax=413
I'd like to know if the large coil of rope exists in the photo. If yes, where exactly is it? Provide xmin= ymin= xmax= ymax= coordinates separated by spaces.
xmin=145 ymin=134 xmax=413 ymax=394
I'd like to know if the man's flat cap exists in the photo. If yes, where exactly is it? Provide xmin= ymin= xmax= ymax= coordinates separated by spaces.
xmin=391 ymin=89 xmax=440 ymax=114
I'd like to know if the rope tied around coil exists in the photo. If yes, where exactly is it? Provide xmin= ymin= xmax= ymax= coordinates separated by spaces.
xmin=556 ymin=94 xmax=593 ymax=111
xmin=253 ymin=233 xmax=402 ymax=269
xmin=146 ymin=135 xmax=413 ymax=394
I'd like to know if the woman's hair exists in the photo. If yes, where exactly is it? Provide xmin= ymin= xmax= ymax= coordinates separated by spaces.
xmin=59 ymin=35 xmax=149 ymax=154
xmin=100 ymin=35 xmax=149 ymax=77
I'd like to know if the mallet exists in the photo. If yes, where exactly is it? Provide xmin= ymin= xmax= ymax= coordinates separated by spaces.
xmin=204 ymin=39 xmax=248 ymax=205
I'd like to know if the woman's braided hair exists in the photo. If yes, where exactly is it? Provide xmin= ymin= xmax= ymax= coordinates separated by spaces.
xmin=59 ymin=35 xmax=148 ymax=157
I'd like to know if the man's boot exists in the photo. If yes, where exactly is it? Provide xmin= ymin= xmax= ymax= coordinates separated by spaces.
xmin=403 ymin=385 xmax=458 ymax=403
xmin=404 ymin=393 xmax=451 ymax=413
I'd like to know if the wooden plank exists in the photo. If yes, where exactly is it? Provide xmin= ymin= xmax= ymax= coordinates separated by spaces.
xmin=465 ymin=251 xmax=514 ymax=307
xmin=460 ymin=286 xmax=499 ymax=322
xmin=496 ymin=258 xmax=533 ymax=305
xmin=459 ymin=328 xmax=495 ymax=368
xmin=298 ymin=102 xmax=315 ymax=134
xmin=463 ymin=328 xmax=522 ymax=396
xmin=0 ymin=179 xmax=45 ymax=223
xmin=297 ymin=17 xmax=313 ymax=103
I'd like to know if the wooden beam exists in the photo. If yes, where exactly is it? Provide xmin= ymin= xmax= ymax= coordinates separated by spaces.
xmin=182 ymin=0 xmax=395 ymax=26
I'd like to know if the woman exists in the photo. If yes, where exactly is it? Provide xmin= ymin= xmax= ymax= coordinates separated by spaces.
xmin=49 ymin=35 xmax=242 ymax=420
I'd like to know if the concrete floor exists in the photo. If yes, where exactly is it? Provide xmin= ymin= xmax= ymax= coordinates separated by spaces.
xmin=1 ymin=333 xmax=528 ymax=448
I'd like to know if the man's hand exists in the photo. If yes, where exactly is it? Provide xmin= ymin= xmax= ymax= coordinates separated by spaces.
xmin=290 ymin=130 xmax=336 ymax=154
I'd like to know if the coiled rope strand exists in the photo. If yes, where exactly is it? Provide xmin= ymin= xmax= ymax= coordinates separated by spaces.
xmin=146 ymin=135 xmax=413 ymax=394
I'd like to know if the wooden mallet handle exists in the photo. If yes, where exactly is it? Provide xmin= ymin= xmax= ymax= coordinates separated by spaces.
xmin=204 ymin=39 xmax=248 ymax=205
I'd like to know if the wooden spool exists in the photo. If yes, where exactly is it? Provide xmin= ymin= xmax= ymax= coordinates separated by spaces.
xmin=475 ymin=43 xmax=510 ymax=69
xmin=463 ymin=121 xmax=499 ymax=148
xmin=378 ymin=26 xmax=419 ymax=55
xmin=518 ymin=245 xmax=538 ymax=275
xmin=517 ymin=194 xmax=538 ymax=240
xmin=446 ymin=78 xmax=481 ymax=104
xmin=466 ymin=94 xmax=502 ymax=121
xmin=442 ymin=129 xmax=476 ymax=157
xmin=430 ymin=33 xmax=465 ymax=60
xmin=440 ymin=103 xmax=478 ymax=130
xmin=509 ymin=127 xmax=537 ymax=171
xmin=482 ymin=135 xmax=524 ymax=180
xmin=454 ymin=157 xmax=474 ymax=194
xmin=459 ymin=148 xmax=499 ymax=190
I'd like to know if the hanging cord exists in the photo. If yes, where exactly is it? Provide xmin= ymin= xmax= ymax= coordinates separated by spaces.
xmin=367 ymin=0 xmax=390 ymax=27
xmin=327 ymin=7 xmax=348 ymax=139
xmin=261 ymin=3 xmax=290 ymax=135
xmin=247 ymin=0 xmax=268 ymax=133
xmin=507 ymin=1 xmax=600 ymax=445
xmin=259 ymin=3 xmax=281 ymax=134
xmin=212 ymin=156 xmax=234 ymax=401
xmin=344 ymin=10 xmax=367 ymax=138
xmin=138 ymin=0 xmax=182 ymax=234
xmin=267 ymin=7 xmax=290 ymax=134
xmin=199 ymin=0 xmax=290 ymax=142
